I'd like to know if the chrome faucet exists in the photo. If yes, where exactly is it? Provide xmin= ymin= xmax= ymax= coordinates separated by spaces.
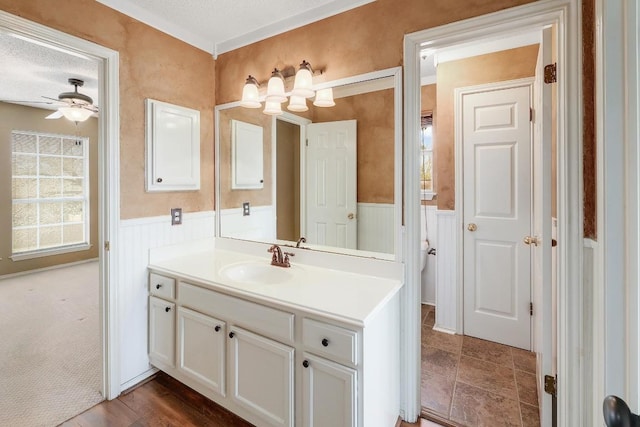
xmin=267 ymin=244 xmax=294 ymax=268
xmin=296 ymin=237 xmax=306 ymax=248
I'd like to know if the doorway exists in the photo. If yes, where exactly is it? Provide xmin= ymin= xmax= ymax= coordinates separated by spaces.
xmin=403 ymin=1 xmax=582 ymax=425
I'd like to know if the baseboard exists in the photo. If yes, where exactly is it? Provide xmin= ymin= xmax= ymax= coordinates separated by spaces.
xmin=0 ymin=257 xmax=99 ymax=280
xmin=432 ymin=325 xmax=456 ymax=335
xmin=421 ymin=408 xmax=461 ymax=426
xmin=120 ymin=371 xmax=158 ymax=395
xmin=119 ymin=367 xmax=158 ymax=395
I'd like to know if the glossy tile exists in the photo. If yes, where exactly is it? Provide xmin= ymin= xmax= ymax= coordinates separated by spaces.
xmin=461 ymin=336 xmax=514 ymax=367
xmin=520 ymin=402 xmax=541 ymax=427
xmin=422 ymin=346 xmax=460 ymax=379
xmin=421 ymin=369 xmax=455 ymax=417
xmin=450 ymin=382 xmax=522 ymax=427
xmin=456 ymin=355 xmax=517 ymax=399
xmin=423 ymin=326 xmax=463 ymax=354
xmin=515 ymin=370 xmax=538 ymax=407
xmin=512 ymin=347 xmax=537 ymax=374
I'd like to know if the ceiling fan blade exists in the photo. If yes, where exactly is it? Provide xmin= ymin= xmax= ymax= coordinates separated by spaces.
xmin=45 ymin=110 xmax=64 ymax=119
xmin=84 ymin=104 xmax=99 ymax=113
xmin=42 ymin=96 xmax=63 ymax=103
xmin=1 ymin=100 xmax=57 ymax=104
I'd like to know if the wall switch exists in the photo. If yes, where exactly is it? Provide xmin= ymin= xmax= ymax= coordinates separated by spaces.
xmin=171 ymin=208 xmax=182 ymax=225
xmin=242 ymin=202 xmax=250 ymax=216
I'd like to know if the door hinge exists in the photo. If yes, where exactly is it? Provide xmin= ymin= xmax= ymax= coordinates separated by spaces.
xmin=529 ymin=302 xmax=533 ymax=316
xmin=544 ymin=63 xmax=557 ymax=84
xmin=544 ymin=374 xmax=557 ymax=397
xmin=305 ymin=139 xmax=309 ymax=147
xmin=530 ymin=107 xmax=533 ymax=122
xmin=104 ymin=241 xmax=110 ymax=251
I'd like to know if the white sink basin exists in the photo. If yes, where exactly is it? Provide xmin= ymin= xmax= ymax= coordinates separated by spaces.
xmin=220 ymin=261 xmax=294 ymax=285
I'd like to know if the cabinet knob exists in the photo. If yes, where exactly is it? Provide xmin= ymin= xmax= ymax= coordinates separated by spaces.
xmin=302 ymin=360 xmax=309 ymax=368
xmin=322 ymin=338 xmax=329 ymax=347
xmin=157 ymin=177 xmax=163 ymax=183
xmin=165 ymin=306 xmax=171 ymax=313
xmin=229 ymin=332 xmax=235 ymax=338
xmin=155 ymin=284 xmax=162 ymax=289
xmin=214 ymin=325 xmax=221 ymax=332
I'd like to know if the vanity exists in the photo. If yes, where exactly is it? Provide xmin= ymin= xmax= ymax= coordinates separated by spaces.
xmin=147 ymin=240 xmax=402 ymax=427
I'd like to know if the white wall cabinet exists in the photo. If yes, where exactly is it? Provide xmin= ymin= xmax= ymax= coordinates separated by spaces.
xmin=145 ymin=99 xmax=200 ymax=192
xmin=177 ymin=307 xmax=226 ymax=396
xmin=302 ymin=352 xmax=356 ymax=427
xmin=229 ymin=326 xmax=294 ymax=427
xmin=149 ymin=296 xmax=175 ymax=368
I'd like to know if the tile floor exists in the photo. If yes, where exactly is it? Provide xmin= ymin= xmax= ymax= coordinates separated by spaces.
xmin=421 ymin=304 xmax=540 ymax=427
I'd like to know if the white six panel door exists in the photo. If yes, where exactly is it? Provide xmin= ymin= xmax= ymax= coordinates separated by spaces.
xmin=462 ymin=83 xmax=532 ymax=350
xmin=305 ymin=120 xmax=357 ymax=249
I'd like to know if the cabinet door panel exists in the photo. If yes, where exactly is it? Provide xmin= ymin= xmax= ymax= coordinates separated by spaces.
xmin=149 ymin=296 xmax=175 ymax=367
xmin=302 ymin=353 xmax=357 ymax=427
xmin=178 ymin=307 xmax=225 ymax=396
xmin=229 ymin=326 xmax=294 ymax=427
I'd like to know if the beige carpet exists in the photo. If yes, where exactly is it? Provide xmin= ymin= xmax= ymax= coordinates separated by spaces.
xmin=0 ymin=261 xmax=103 ymax=427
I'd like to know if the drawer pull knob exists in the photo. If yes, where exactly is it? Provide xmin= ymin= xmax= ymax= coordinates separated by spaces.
xmin=157 ymin=177 xmax=163 ymax=183
xmin=302 ymin=360 xmax=310 ymax=368
xmin=165 ymin=306 xmax=171 ymax=313
xmin=155 ymin=284 xmax=162 ymax=289
xmin=214 ymin=325 xmax=221 ymax=332
xmin=322 ymin=338 xmax=329 ymax=347
xmin=229 ymin=332 xmax=235 ymax=339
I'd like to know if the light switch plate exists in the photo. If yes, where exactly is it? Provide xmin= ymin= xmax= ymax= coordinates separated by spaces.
xmin=242 ymin=202 xmax=250 ymax=216
xmin=171 ymin=208 xmax=182 ymax=225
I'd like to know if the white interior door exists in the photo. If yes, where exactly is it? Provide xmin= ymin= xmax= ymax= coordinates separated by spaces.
xmin=533 ymin=26 xmax=554 ymax=425
xmin=305 ymin=120 xmax=357 ymax=249
xmin=462 ymin=82 xmax=532 ymax=350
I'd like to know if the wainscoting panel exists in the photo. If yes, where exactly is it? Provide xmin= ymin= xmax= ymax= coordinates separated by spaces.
xmin=219 ymin=206 xmax=275 ymax=241
xmin=357 ymin=203 xmax=394 ymax=254
xmin=434 ymin=210 xmax=457 ymax=332
xmin=117 ymin=211 xmax=215 ymax=386
xmin=421 ymin=206 xmax=438 ymax=304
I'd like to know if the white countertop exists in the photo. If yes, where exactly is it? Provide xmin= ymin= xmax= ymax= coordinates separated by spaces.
xmin=149 ymin=248 xmax=403 ymax=327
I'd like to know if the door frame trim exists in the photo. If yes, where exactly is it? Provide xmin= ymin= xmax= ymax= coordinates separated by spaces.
xmin=454 ymin=78 xmax=535 ymax=340
xmin=403 ymin=0 xmax=581 ymax=423
xmin=0 ymin=11 xmax=122 ymax=400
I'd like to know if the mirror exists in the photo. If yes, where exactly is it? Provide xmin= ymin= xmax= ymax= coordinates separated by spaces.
xmin=215 ymin=68 xmax=401 ymax=259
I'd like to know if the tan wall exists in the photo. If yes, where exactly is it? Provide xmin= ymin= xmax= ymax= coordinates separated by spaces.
xmin=0 ymin=102 xmax=99 ymax=275
xmin=313 ymin=89 xmax=395 ymax=204
xmin=435 ymin=44 xmax=539 ymax=210
xmin=421 ymin=84 xmax=437 ymax=207
xmin=276 ymin=120 xmax=300 ymax=241
xmin=218 ymin=108 xmax=272 ymax=209
xmin=0 ymin=0 xmax=216 ymax=219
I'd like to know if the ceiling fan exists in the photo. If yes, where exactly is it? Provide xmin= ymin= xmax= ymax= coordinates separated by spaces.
xmin=43 ymin=78 xmax=98 ymax=122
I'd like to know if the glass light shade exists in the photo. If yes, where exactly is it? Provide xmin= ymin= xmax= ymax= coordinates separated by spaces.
xmin=292 ymin=66 xmax=314 ymax=98
xmin=287 ymin=95 xmax=308 ymax=112
xmin=313 ymin=88 xmax=335 ymax=107
xmin=263 ymin=100 xmax=283 ymax=115
xmin=59 ymin=106 xmax=93 ymax=122
xmin=240 ymin=77 xmax=261 ymax=108
xmin=265 ymin=70 xmax=287 ymax=103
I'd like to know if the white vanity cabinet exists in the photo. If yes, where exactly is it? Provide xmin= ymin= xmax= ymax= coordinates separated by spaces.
xmin=149 ymin=296 xmax=175 ymax=368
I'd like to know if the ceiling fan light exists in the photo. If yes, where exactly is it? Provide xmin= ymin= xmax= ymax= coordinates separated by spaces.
xmin=59 ymin=106 xmax=93 ymax=122
xmin=265 ymin=69 xmax=286 ymax=103
xmin=313 ymin=88 xmax=335 ymax=107
xmin=287 ymin=95 xmax=308 ymax=112
xmin=240 ymin=75 xmax=261 ymax=108
xmin=291 ymin=60 xmax=315 ymax=98
xmin=263 ymin=100 xmax=283 ymax=115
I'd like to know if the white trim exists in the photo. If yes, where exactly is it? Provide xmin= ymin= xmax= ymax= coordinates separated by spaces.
xmin=10 ymin=243 xmax=92 ymax=261
xmin=404 ymin=0 xmax=581 ymax=423
xmin=0 ymin=10 xmax=121 ymax=401
xmin=0 ymin=257 xmax=98 ymax=280
xmin=120 ymin=210 xmax=216 ymax=227
xmin=119 ymin=367 xmax=158 ymax=392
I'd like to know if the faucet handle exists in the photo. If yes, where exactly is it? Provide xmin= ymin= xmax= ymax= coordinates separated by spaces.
xmin=283 ymin=251 xmax=295 ymax=267
xmin=283 ymin=251 xmax=295 ymax=258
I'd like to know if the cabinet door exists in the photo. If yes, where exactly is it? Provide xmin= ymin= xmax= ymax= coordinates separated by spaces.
xmin=228 ymin=326 xmax=294 ymax=427
xmin=177 ymin=307 xmax=226 ymax=396
xmin=302 ymin=353 xmax=357 ymax=427
xmin=149 ymin=296 xmax=175 ymax=367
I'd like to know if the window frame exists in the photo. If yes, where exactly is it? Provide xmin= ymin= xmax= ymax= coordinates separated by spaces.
xmin=10 ymin=130 xmax=91 ymax=261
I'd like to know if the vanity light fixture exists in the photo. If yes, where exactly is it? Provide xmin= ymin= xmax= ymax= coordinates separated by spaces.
xmin=240 ymin=60 xmax=334 ymax=115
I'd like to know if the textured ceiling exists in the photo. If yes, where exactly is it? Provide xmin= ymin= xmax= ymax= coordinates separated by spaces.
xmin=0 ymin=32 xmax=99 ymax=113
xmin=95 ymin=0 xmax=375 ymax=56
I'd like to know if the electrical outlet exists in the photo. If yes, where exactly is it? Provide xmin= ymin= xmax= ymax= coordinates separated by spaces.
xmin=242 ymin=202 xmax=250 ymax=216
xmin=171 ymin=208 xmax=182 ymax=225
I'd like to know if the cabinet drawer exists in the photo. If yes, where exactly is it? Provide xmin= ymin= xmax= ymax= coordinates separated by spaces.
xmin=150 ymin=272 xmax=175 ymax=299
xmin=302 ymin=318 xmax=358 ymax=366
xmin=179 ymin=282 xmax=294 ymax=344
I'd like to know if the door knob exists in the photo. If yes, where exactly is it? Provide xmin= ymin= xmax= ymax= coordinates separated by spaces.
xmin=523 ymin=236 xmax=539 ymax=246
xmin=467 ymin=223 xmax=477 ymax=232
xmin=347 ymin=213 xmax=355 ymax=220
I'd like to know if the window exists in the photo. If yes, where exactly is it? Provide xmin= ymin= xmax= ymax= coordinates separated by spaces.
xmin=421 ymin=113 xmax=435 ymax=199
xmin=11 ymin=131 xmax=90 ymax=259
